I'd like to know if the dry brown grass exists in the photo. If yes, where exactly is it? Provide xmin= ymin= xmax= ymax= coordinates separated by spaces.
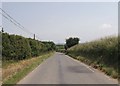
xmin=3 ymin=56 xmax=42 ymax=81
xmin=2 ymin=52 xmax=54 ymax=84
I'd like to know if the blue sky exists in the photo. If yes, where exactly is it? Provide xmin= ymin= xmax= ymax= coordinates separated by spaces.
xmin=1 ymin=2 xmax=118 ymax=44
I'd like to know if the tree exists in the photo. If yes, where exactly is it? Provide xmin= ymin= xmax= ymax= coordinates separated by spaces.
xmin=66 ymin=37 xmax=79 ymax=48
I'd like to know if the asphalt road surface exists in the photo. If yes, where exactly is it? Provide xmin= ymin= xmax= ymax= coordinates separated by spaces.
xmin=18 ymin=52 xmax=118 ymax=84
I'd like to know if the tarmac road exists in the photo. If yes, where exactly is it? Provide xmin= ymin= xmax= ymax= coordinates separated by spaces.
xmin=18 ymin=52 xmax=118 ymax=84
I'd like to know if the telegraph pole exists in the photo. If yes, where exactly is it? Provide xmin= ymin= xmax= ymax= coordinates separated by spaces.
xmin=34 ymin=34 xmax=35 ymax=40
xmin=2 ymin=27 xmax=4 ymax=33
xmin=0 ymin=26 xmax=4 ymax=33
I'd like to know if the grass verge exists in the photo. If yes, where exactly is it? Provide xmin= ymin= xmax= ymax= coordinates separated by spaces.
xmin=67 ymin=53 xmax=118 ymax=80
xmin=2 ymin=52 xmax=54 ymax=84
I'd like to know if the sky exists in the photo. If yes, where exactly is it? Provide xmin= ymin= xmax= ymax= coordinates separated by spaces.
xmin=1 ymin=0 xmax=119 ymax=2
xmin=1 ymin=1 xmax=118 ymax=44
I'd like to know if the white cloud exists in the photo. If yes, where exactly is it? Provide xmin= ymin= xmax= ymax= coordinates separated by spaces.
xmin=101 ymin=23 xmax=112 ymax=29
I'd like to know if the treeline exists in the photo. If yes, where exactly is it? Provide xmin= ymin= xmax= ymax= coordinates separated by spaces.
xmin=2 ymin=32 xmax=56 ymax=60
xmin=56 ymin=37 xmax=80 ymax=53
xmin=56 ymin=44 xmax=65 ymax=52
xmin=67 ymin=36 xmax=119 ymax=78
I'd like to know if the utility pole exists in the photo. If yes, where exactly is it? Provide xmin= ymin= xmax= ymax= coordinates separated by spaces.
xmin=1 ymin=27 xmax=4 ymax=33
xmin=34 ymin=34 xmax=35 ymax=40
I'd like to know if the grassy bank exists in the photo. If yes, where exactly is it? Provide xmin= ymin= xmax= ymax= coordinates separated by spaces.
xmin=67 ymin=36 xmax=119 ymax=79
xmin=2 ymin=52 xmax=54 ymax=84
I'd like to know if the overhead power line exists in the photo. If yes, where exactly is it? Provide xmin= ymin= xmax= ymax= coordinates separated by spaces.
xmin=0 ymin=8 xmax=33 ymax=35
xmin=0 ymin=12 xmax=33 ymax=36
xmin=0 ymin=8 xmax=41 ymax=40
xmin=0 ymin=8 xmax=24 ymax=28
xmin=0 ymin=12 xmax=20 ymax=28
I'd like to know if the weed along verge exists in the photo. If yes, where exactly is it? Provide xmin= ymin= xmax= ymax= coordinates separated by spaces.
xmin=2 ymin=52 xmax=54 ymax=84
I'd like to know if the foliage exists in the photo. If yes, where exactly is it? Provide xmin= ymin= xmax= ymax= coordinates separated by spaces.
xmin=2 ymin=33 xmax=31 ymax=60
xmin=66 ymin=37 xmax=79 ymax=48
xmin=56 ymin=44 xmax=65 ymax=52
xmin=28 ymin=38 xmax=44 ymax=57
xmin=2 ymin=33 xmax=56 ymax=61
xmin=56 ymin=44 xmax=64 ymax=50
xmin=42 ymin=41 xmax=56 ymax=51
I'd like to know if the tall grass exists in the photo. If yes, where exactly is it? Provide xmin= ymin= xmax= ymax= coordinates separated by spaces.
xmin=67 ymin=36 xmax=119 ymax=79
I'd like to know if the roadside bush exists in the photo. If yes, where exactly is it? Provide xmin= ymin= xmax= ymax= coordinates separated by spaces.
xmin=2 ymin=33 xmax=31 ymax=60
xmin=28 ymin=38 xmax=43 ymax=57
xmin=42 ymin=41 xmax=56 ymax=51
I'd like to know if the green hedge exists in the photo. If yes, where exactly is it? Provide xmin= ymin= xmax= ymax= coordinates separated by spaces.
xmin=2 ymin=33 xmax=56 ymax=60
xmin=28 ymin=38 xmax=44 ymax=57
xmin=42 ymin=41 xmax=56 ymax=51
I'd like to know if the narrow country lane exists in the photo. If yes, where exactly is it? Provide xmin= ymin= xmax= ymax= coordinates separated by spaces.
xmin=18 ymin=52 xmax=118 ymax=84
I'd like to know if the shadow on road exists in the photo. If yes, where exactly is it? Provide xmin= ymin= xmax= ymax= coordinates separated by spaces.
xmin=67 ymin=65 xmax=93 ymax=73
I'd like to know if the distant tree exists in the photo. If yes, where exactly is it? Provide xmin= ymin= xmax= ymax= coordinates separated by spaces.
xmin=66 ymin=37 xmax=79 ymax=48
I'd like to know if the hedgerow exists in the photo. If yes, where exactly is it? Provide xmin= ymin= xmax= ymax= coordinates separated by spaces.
xmin=2 ymin=32 xmax=56 ymax=61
